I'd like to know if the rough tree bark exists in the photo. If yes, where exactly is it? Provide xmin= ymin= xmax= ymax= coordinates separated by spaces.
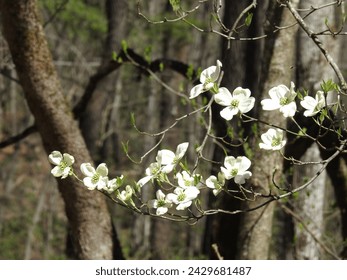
xmin=293 ymin=0 xmax=341 ymax=259
xmin=237 ymin=1 xmax=299 ymax=259
xmin=0 ymin=0 xmax=116 ymax=259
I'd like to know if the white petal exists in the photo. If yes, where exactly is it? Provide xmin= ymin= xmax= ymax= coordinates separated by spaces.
xmin=48 ymin=151 xmax=63 ymax=165
xmin=96 ymin=163 xmax=108 ymax=177
xmin=161 ymin=164 xmax=175 ymax=174
xmin=157 ymin=149 xmax=175 ymax=165
xmin=175 ymin=142 xmax=189 ymax=159
xmin=137 ymin=175 xmax=152 ymax=187
xmin=234 ymin=171 xmax=252 ymax=184
xmin=176 ymin=201 xmax=192 ymax=210
xmin=220 ymin=106 xmax=238 ymax=120
xmin=206 ymin=175 xmax=217 ymax=189
xmin=261 ymin=98 xmax=281 ymax=111
xmin=259 ymin=142 xmax=272 ymax=150
xmin=185 ymin=187 xmax=200 ymax=200
xmin=269 ymin=85 xmax=289 ymax=100
xmin=62 ymin=153 xmax=75 ymax=166
xmin=238 ymin=156 xmax=251 ymax=172
xmin=166 ymin=193 xmax=178 ymax=204
xmin=190 ymin=84 xmax=205 ymax=99
xmin=280 ymin=102 xmax=296 ymax=117
xmin=201 ymin=64 xmax=220 ymax=83
xmin=238 ymin=96 xmax=255 ymax=113
xmin=61 ymin=168 xmax=71 ymax=179
xmin=233 ymin=87 xmax=251 ymax=98
xmin=51 ymin=166 xmax=63 ymax=177
xmin=147 ymin=199 xmax=158 ymax=209
xmin=83 ymin=177 xmax=97 ymax=190
xmin=300 ymin=96 xmax=316 ymax=110
xmin=214 ymin=87 xmax=232 ymax=106
xmin=224 ymin=156 xmax=236 ymax=170
xmin=156 ymin=207 xmax=168 ymax=215
xmin=80 ymin=163 xmax=95 ymax=177
xmin=156 ymin=189 xmax=166 ymax=200
xmin=97 ymin=177 xmax=108 ymax=190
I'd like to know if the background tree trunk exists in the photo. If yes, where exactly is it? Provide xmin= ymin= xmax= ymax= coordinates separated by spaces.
xmin=237 ymin=1 xmax=299 ymax=259
xmin=292 ymin=0 xmax=341 ymax=259
xmin=0 ymin=0 xmax=116 ymax=259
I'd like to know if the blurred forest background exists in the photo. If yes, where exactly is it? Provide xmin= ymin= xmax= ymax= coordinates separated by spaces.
xmin=0 ymin=0 xmax=347 ymax=260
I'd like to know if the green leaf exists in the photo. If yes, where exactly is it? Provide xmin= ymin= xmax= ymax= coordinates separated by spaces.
xmin=112 ymin=51 xmax=118 ymax=61
xmin=144 ymin=45 xmax=152 ymax=63
xmin=321 ymin=79 xmax=337 ymax=93
xmin=121 ymin=40 xmax=128 ymax=52
xmin=130 ymin=112 xmax=136 ymax=126
xmin=159 ymin=62 xmax=164 ymax=72
xmin=245 ymin=12 xmax=253 ymax=27
xmin=121 ymin=141 xmax=129 ymax=154
xmin=169 ymin=0 xmax=181 ymax=12
xmin=298 ymin=127 xmax=307 ymax=137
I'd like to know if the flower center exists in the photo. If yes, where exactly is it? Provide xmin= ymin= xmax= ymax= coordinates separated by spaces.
xmin=280 ymin=97 xmax=289 ymax=106
xmin=231 ymin=168 xmax=238 ymax=177
xmin=271 ymin=137 xmax=281 ymax=147
xmin=157 ymin=199 xmax=166 ymax=207
xmin=59 ymin=161 xmax=68 ymax=171
xmin=177 ymin=193 xmax=186 ymax=202
xmin=92 ymin=173 xmax=100 ymax=184
xmin=184 ymin=179 xmax=191 ymax=187
xmin=231 ymin=99 xmax=239 ymax=108
xmin=151 ymin=166 xmax=160 ymax=175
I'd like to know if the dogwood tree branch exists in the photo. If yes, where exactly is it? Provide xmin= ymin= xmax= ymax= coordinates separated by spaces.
xmin=284 ymin=0 xmax=347 ymax=94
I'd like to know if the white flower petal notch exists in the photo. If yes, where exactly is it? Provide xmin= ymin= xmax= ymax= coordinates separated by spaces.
xmin=261 ymin=82 xmax=297 ymax=117
xmin=214 ymin=87 xmax=255 ymax=120
xmin=147 ymin=190 xmax=173 ymax=216
xmin=259 ymin=128 xmax=286 ymax=151
xmin=189 ymin=60 xmax=222 ymax=99
xmin=80 ymin=162 xmax=109 ymax=191
xmin=48 ymin=151 xmax=75 ymax=179
xmin=221 ymin=156 xmax=252 ymax=185
xmin=300 ymin=90 xmax=326 ymax=117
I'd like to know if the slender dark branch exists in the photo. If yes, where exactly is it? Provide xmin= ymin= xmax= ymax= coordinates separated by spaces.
xmin=1 ymin=47 xmax=197 ymax=148
xmin=285 ymin=0 xmax=347 ymax=94
xmin=73 ymin=47 xmax=197 ymax=117
xmin=0 ymin=125 xmax=37 ymax=148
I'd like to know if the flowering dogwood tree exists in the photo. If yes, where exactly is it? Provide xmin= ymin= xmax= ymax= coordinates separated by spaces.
xmin=49 ymin=56 xmax=340 ymax=224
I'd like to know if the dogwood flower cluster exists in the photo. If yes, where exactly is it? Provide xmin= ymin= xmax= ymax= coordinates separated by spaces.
xmin=47 ymin=61 xmax=333 ymax=219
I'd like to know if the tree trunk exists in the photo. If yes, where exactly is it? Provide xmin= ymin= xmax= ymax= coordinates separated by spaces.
xmin=292 ymin=0 xmax=341 ymax=259
xmin=0 ymin=0 xmax=116 ymax=259
xmin=237 ymin=1 xmax=299 ymax=259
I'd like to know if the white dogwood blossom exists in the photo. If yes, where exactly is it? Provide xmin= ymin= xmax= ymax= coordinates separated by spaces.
xmin=189 ymin=60 xmax=222 ymax=99
xmin=214 ymin=87 xmax=255 ymax=120
xmin=167 ymin=187 xmax=200 ymax=210
xmin=147 ymin=190 xmax=173 ymax=216
xmin=221 ymin=156 xmax=252 ymax=185
xmin=206 ymin=172 xmax=225 ymax=196
xmin=156 ymin=142 xmax=189 ymax=174
xmin=48 ymin=151 xmax=75 ymax=179
xmin=80 ymin=163 xmax=108 ymax=190
xmin=300 ymin=90 xmax=325 ymax=117
xmin=137 ymin=162 xmax=162 ymax=187
xmin=117 ymin=185 xmax=133 ymax=202
xmin=259 ymin=128 xmax=286 ymax=151
xmin=261 ymin=82 xmax=297 ymax=117
xmin=137 ymin=142 xmax=189 ymax=187
xmin=105 ymin=175 xmax=124 ymax=194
